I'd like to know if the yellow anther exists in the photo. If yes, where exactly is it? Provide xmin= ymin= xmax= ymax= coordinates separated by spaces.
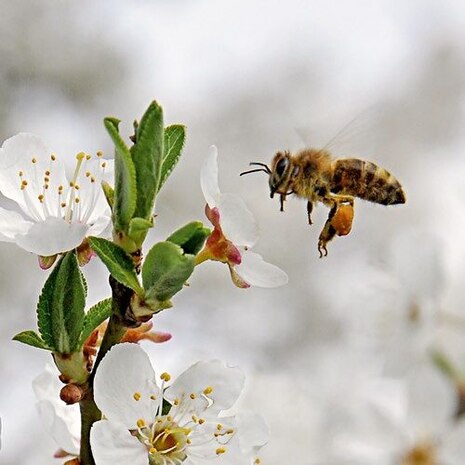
xmin=75 ymin=197 xmax=80 ymax=204
xmin=191 ymin=415 xmax=198 ymax=423
xmin=216 ymin=447 xmax=226 ymax=455
xmin=167 ymin=416 xmax=173 ymax=422
xmin=44 ymin=184 xmax=49 ymax=189
xmin=45 ymin=170 xmax=50 ymax=176
xmin=76 ymin=152 xmax=86 ymax=161
xmin=97 ymin=150 xmax=103 ymax=157
xmin=90 ymin=176 xmax=96 ymax=183
xmin=69 ymin=181 xmax=75 ymax=187
xmin=198 ymin=418 xmax=205 ymax=425
xmin=187 ymin=439 xmax=192 ymax=445
xmin=20 ymin=180 xmax=28 ymax=190
xmin=133 ymin=392 xmax=142 ymax=401
xmin=18 ymin=170 xmax=23 ymax=177
xmin=136 ymin=419 xmax=146 ymax=428
xmin=44 ymin=177 xmax=50 ymax=183
xmin=85 ymin=171 xmax=91 ymax=177
xmin=190 ymin=393 xmax=196 ymax=400
xmin=101 ymin=161 xmax=107 ymax=168
xmin=226 ymin=429 xmax=234 ymax=434
xmin=31 ymin=157 xmax=37 ymax=164
xmin=38 ymin=194 xmax=44 ymax=203
xmin=254 ymin=459 xmax=261 ymax=464
xmin=217 ymin=424 xmax=223 ymax=430
xmin=86 ymin=154 xmax=92 ymax=160
xmin=149 ymin=447 xmax=157 ymax=454
xmin=174 ymin=399 xmax=180 ymax=406
xmin=150 ymin=394 xmax=157 ymax=401
xmin=74 ymin=184 xmax=80 ymax=190
xmin=203 ymin=386 xmax=213 ymax=395
xmin=61 ymin=202 xmax=66 ymax=208
xmin=51 ymin=154 xmax=56 ymax=161
xmin=160 ymin=372 xmax=171 ymax=382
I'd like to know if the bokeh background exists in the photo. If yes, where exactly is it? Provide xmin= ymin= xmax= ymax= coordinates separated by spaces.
xmin=1 ymin=1 xmax=465 ymax=464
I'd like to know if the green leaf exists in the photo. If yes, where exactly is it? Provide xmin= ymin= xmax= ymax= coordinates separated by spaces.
xmin=167 ymin=221 xmax=211 ymax=255
xmin=104 ymin=117 xmax=137 ymax=230
xmin=142 ymin=241 xmax=194 ymax=302
xmin=13 ymin=330 xmax=52 ymax=351
xmin=88 ymin=237 xmax=143 ymax=294
xmin=131 ymin=101 xmax=164 ymax=219
xmin=101 ymin=180 xmax=114 ymax=209
xmin=128 ymin=217 xmax=153 ymax=247
xmin=158 ymin=125 xmax=186 ymax=192
xmin=79 ymin=298 xmax=112 ymax=346
xmin=36 ymin=253 xmax=86 ymax=352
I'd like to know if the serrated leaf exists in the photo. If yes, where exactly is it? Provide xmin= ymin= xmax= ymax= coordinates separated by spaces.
xmin=88 ymin=237 xmax=143 ymax=294
xmin=131 ymin=101 xmax=164 ymax=219
xmin=158 ymin=125 xmax=186 ymax=192
xmin=13 ymin=330 xmax=52 ymax=351
xmin=167 ymin=221 xmax=211 ymax=255
xmin=142 ymin=241 xmax=194 ymax=302
xmin=104 ymin=117 xmax=137 ymax=230
xmin=79 ymin=298 xmax=112 ymax=346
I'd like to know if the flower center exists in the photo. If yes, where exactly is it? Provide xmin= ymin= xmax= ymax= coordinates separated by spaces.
xmin=136 ymin=416 xmax=190 ymax=465
xmin=17 ymin=150 xmax=107 ymax=224
xmin=402 ymin=441 xmax=437 ymax=465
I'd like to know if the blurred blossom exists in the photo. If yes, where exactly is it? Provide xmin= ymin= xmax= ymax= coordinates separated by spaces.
xmin=0 ymin=133 xmax=112 ymax=259
xmin=91 ymin=343 xmax=268 ymax=465
xmin=32 ymin=365 xmax=80 ymax=458
xmin=198 ymin=145 xmax=288 ymax=288
xmin=334 ymin=363 xmax=465 ymax=465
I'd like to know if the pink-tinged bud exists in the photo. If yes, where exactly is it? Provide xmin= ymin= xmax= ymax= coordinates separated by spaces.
xmin=122 ymin=321 xmax=172 ymax=344
xmin=38 ymin=254 xmax=58 ymax=270
xmin=54 ymin=449 xmax=72 ymax=459
xmin=60 ymin=383 xmax=84 ymax=405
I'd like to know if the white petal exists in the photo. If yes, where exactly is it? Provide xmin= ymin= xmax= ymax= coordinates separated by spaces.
xmin=218 ymin=194 xmax=259 ymax=247
xmin=439 ymin=417 xmax=465 ymax=465
xmin=200 ymin=145 xmax=220 ymax=207
xmin=32 ymin=364 xmax=62 ymax=401
xmin=36 ymin=400 xmax=80 ymax=456
xmin=90 ymin=420 xmax=148 ymax=465
xmin=405 ymin=363 xmax=457 ymax=436
xmin=0 ymin=206 xmax=32 ymax=241
xmin=86 ymin=215 xmax=112 ymax=237
xmin=0 ymin=133 xmax=68 ymax=217
xmin=93 ymin=343 xmax=160 ymax=429
xmin=235 ymin=412 xmax=269 ymax=453
xmin=15 ymin=217 xmax=87 ymax=256
xmin=165 ymin=360 xmax=245 ymax=414
xmin=234 ymin=250 xmax=288 ymax=288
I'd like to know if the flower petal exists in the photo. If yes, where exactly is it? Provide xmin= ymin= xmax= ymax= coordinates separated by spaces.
xmin=235 ymin=412 xmax=269 ymax=453
xmin=439 ymin=417 xmax=465 ymax=465
xmin=0 ymin=206 xmax=32 ymax=242
xmin=234 ymin=250 xmax=288 ymax=288
xmin=200 ymin=145 xmax=221 ymax=208
xmin=93 ymin=343 xmax=160 ymax=429
xmin=90 ymin=420 xmax=148 ymax=465
xmin=165 ymin=360 xmax=245 ymax=414
xmin=15 ymin=217 xmax=88 ymax=256
xmin=218 ymin=194 xmax=259 ymax=247
xmin=36 ymin=400 xmax=80 ymax=456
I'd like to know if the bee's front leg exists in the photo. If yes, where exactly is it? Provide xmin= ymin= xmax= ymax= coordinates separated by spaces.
xmin=307 ymin=200 xmax=313 ymax=225
xmin=280 ymin=194 xmax=286 ymax=212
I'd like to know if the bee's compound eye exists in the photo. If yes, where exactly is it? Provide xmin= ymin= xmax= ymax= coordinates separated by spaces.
xmin=276 ymin=157 xmax=289 ymax=178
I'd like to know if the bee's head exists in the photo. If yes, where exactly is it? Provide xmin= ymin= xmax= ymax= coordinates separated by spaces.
xmin=269 ymin=151 xmax=294 ymax=198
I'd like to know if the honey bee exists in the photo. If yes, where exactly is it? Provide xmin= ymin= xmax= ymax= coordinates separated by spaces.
xmin=240 ymin=148 xmax=406 ymax=257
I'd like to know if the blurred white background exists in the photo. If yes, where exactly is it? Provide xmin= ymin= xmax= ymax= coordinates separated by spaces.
xmin=1 ymin=1 xmax=465 ymax=464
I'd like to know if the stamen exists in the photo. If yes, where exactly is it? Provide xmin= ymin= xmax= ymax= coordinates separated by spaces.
xmin=216 ymin=447 xmax=226 ymax=455
xmin=133 ymin=392 xmax=142 ymax=401
xmin=51 ymin=154 xmax=56 ymax=161
xmin=38 ymin=194 xmax=44 ymax=203
xmin=137 ymin=419 xmax=146 ymax=428
xmin=160 ymin=372 xmax=171 ymax=382
xmin=203 ymin=386 xmax=213 ymax=395
xmin=21 ymin=180 xmax=28 ymax=190
xmin=190 ymin=393 xmax=196 ymax=400
xmin=150 ymin=394 xmax=157 ymax=400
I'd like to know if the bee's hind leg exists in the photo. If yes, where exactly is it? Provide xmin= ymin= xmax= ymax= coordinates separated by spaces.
xmin=279 ymin=194 xmax=286 ymax=212
xmin=317 ymin=204 xmax=338 ymax=258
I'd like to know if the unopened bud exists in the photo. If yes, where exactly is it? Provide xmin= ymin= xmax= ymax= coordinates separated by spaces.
xmin=60 ymin=384 xmax=84 ymax=405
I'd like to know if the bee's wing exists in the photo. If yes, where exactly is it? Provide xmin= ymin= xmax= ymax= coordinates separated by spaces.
xmin=295 ymin=105 xmax=383 ymax=158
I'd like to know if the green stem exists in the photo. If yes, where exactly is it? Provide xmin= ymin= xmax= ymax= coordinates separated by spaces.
xmin=79 ymin=276 xmax=134 ymax=465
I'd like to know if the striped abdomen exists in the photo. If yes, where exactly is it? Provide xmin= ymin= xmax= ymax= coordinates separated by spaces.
xmin=330 ymin=159 xmax=406 ymax=205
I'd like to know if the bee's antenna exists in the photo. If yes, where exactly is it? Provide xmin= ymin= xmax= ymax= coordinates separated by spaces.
xmin=240 ymin=162 xmax=271 ymax=176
